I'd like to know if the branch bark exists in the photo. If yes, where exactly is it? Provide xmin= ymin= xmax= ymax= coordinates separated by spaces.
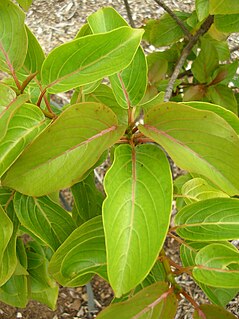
xmin=123 ymin=0 xmax=135 ymax=28
xmin=164 ymin=15 xmax=214 ymax=102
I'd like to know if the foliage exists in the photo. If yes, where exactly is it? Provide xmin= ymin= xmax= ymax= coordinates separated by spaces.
xmin=0 ymin=0 xmax=239 ymax=317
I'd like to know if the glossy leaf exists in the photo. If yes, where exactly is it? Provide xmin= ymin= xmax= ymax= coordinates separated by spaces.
xmin=14 ymin=193 xmax=76 ymax=251
xmin=193 ymin=304 xmax=237 ymax=319
xmin=0 ymin=94 xmax=29 ymax=142
xmin=143 ymin=12 xmax=190 ymax=47
xmin=182 ymin=101 xmax=239 ymax=134
xmin=0 ymin=0 xmax=28 ymax=72
xmin=181 ymin=177 xmax=229 ymax=204
xmin=196 ymin=0 xmax=209 ymax=21
xmin=0 ymin=103 xmax=48 ymax=178
xmin=191 ymin=38 xmax=219 ymax=83
xmin=41 ymin=27 xmax=144 ymax=93
xmin=27 ymin=243 xmax=58 ymax=310
xmin=181 ymin=241 xmax=238 ymax=306
xmin=0 ymin=84 xmax=16 ymax=108
xmin=71 ymin=172 xmax=104 ymax=225
xmin=103 ymin=144 xmax=172 ymax=297
xmin=48 ymin=216 xmax=107 ymax=287
xmin=193 ymin=243 xmax=239 ymax=288
xmin=139 ymin=102 xmax=239 ymax=196
xmin=96 ymin=282 xmax=177 ymax=319
xmin=209 ymin=1 xmax=239 ymax=14
xmin=206 ymin=85 xmax=238 ymax=114
xmin=2 ymin=102 xmax=126 ymax=196
xmin=175 ymin=198 xmax=239 ymax=241
xmin=215 ymin=15 xmax=239 ymax=33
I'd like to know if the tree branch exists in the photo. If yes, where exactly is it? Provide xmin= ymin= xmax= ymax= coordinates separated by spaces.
xmin=153 ymin=0 xmax=192 ymax=40
xmin=164 ymin=15 xmax=214 ymax=102
xmin=123 ymin=0 xmax=135 ymax=28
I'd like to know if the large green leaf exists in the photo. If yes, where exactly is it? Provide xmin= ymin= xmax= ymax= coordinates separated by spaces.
xmin=194 ymin=304 xmax=237 ymax=319
xmin=0 ymin=103 xmax=48 ymax=178
xmin=48 ymin=216 xmax=107 ymax=286
xmin=209 ymin=0 xmax=239 ymax=14
xmin=191 ymin=38 xmax=219 ymax=83
xmin=0 ymin=205 xmax=13 ymax=264
xmin=41 ymin=27 xmax=143 ymax=93
xmin=143 ymin=12 xmax=190 ymax=47
xmin=0 ymin=0 xmax=28 ymax=72
xmin=96 ymin=282 xmax=177 ymax=319
xmin=27 ymin=242 xmax=58 ymax=310
xmin=14 ymin=193 xmax=76 ymax=251
xmin=103 ymin=144 xmax=172 ymax=297
xmin=0 ymin=84 xmax=16 ymax=108
xmin=139 ymin=102 xmax=239 ymax=196
xmin=71 ymin=172 xmax=104 ymax=225
xmin=181 ymin=177 xmax=229 ymax=204
xmin=215 ymin=14 xmax=239 ymax=33
xmin=180 ymin=241 xmax=238 ymax=306
xmin=206 ymin=85 xmax=238 ymax=114
xmin=196 ymin=0 xmax=209 ymax=21
xmin=2 ymin=102 xmax=126 ymax=196
xmin=193 ymin=243 xmax=239 ymax=288
xmin=175 ymin=198 xmax=239 ymax=241
xmin=0 ymin=94 xmax=29 ymax=142
xmin=182 ymin=101 xmax=239 ymax=134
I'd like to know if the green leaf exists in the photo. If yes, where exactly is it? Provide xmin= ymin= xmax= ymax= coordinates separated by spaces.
xmin=41 ymin=27 xmax=144 ymax=93
xmin=17 ymin=26 xmax=45 ymax=81
xmin=48 ymin=216 xmax=107 ymax=286
xmin=0 ymin=205 xmax=13 ymax=264
xmin=180 ymin=241 xmax=238 ymax=306
xmin=0 ymin=94 xmax=30 ymax=142
xmin=14 ymin=193 xmax=76 ymax=251
xmin=2 ymin=102 xmax=126 ymax=196
xmin=27 ymin=242 xmax=58 ymax=310
xmin=196 ymin=0 xmax=209 ymax=21
xmin=71 ymin=172 xmax=104 ymax=225
xmin=0 ymin=84 xmax=16 ymax=108
xmin=0 ymin=187 xmax=13 ymax=207
xmin=87 ymin=7 xmax=128 ymax=32
xmin=182 ymin=101 xmax=239 ymax=134
xmin=175 ymin=198 xmax=239 ymax=241
xmin=0 ymin=103 xmax=48 ymax=178
xmin=84 ymin=84 xmax=127 ymax=124
xmin=193 ymin=243 xmax=239 ymax=288
xmin=139 ymin=102 xmax=239 ymax=196
xmin=191 ymin=38 xmax=219 ymax=83
xmin=206 ymin=85 xmax=238 ymax=114
xmin=181 ymin=177 xmax=229 ymax=204
xmin=215 ymin=14 xmax=239 ymax=33
xmin=0 ymin=0 xmax=28 ymax=72
xmin=96 ymin=282 xmax=178 ymax=319
xmin=75 ymin=23 xmax=92 ymax=38
xmin=193 ymin=304 xmax=238 ymax=319
xmin=143 ymin=12 xmax=190 ymax=47
xmin=103 ymin=144 xmax=172 ymax=297
xmin=110 ymin=47 xmax=147 ymax=108
xmin=139 ymin=92 xmax=165 ymax=113
xmin=16 ymin=0 xmax=32 ymax=10
xmin=209 ymin=0 xmax=239 ymax=14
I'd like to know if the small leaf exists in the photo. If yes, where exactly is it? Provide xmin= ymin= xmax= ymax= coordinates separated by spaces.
xmin=14 ymin=193 xmax=76 ymax=251
xmin=139 ymin=102 xmax=239 ymax=196
xmin=75 ymin=23 xmax=92 ymax=38
xmin=196 ymin=0 xmax=209 ymax=21
xmin=71 ymin=172 xmax=104 ymax=225
xmin=2 ymin=102 xmax=126 ymax=196
xmin=143 ymin=12 xmax=190 ymax=47
xmin=139 ymin=92 xmax=165 ymax=113
xmin=191 ymin=38 xmax=219 ymax=83
xmin=206 ymin=85 xmax=238 ymax=114
xmin=193 ymin=243 xmax=239 ymax=288
xmin=193 ymin=304 xmax=237 ymax=319
xmin=0 ymin=187 xmax=13 ymax=207
xmin=41 ymin=27 xmax=144 ymax=93
xmin=0 ymin=0 xmax=28 ymax=72
xmin=175 ymin=198 xmax=239 ymax=241
xmin=48 ymin=216 xmax=107 ymax=287
xmin=96 ymin=283 xmax=178 ymax=319
xmin=103 ymin=144 xmax=172 ymax=297
xmin=181 ymin=177 xmax=229 ymax=204
xmin=0 ymin=103 xmax=48 ymax=178
xmin=209 ymin=0 xmax=239 ymax=14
